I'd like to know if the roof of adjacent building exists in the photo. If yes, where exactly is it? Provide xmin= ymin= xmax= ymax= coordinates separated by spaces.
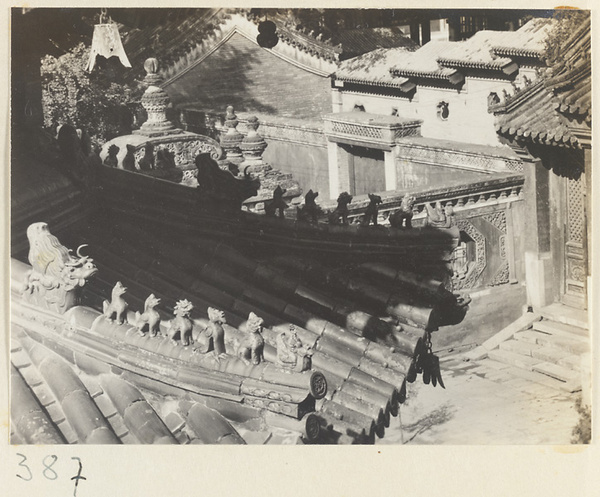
xmin=121 ymin=9 xmax=418 ymax=83
xmin=491 ymin=18 xmax=590 ymax=148
xmin=335 ymin=48 xmax=413 ymax=88
xmin=336 ymin=18 xmax=554 ymax=88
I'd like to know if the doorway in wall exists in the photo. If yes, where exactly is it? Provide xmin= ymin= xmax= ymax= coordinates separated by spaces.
xmin=340 ymin=144 xmax=385 ymax=195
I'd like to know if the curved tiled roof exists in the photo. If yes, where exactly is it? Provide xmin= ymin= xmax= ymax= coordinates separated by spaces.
xmin=11 ymin=328 xmax=245 ymax=444
xmin=335 ymin=48 xmax=414 ymax=89
xmin=491 ymin=19 xmax=590 ymax=148
xmin=490 ymin=17 xmax=553 ymax=59
xmin=389 ymin=41 xmax=460 ymax=81
xmin=344 ymin=18 xmax=553 ymax=90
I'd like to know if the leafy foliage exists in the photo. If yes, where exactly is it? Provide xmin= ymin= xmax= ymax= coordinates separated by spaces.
xmin=571 ymin=396 xmax=591 ymax=444
xmin=41 ymin=42 xmax=135 ymax=146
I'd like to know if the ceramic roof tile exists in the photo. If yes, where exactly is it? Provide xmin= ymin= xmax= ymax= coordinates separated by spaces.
xmin=436 ymin=31 xmax=515 ymax=71
xmin=491 ymin=17 xmax=554 ymax=58
xmin=389 ymin=41 xmax=459 ymax=79
xmin=492 ymin=20 xmax=590 ymax=147
xmin=336 ymin=48 xmax=413 ymax=88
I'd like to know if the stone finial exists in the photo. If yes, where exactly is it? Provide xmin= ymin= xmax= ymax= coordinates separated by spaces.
xmin=240 ymin=116 xmax=267 ymax=170
xmin=136 ymin=58 xmax=178 ymax=137
xmin=219 ymin=105 xmax=244 ymax=162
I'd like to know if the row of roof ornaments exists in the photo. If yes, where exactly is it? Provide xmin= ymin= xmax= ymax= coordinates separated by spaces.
xmin=102 ymin=139 xmax=452 ymax=230
xmin=23 ymin=222 xmax=311 ymax=373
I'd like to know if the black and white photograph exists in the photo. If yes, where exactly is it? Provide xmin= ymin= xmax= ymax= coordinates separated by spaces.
xmin=8 ymin=5 xmax=593 ymax=454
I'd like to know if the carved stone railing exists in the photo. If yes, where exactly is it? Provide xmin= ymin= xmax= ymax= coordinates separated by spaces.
xmin=315 ymin=173 xmax=525 ymax=225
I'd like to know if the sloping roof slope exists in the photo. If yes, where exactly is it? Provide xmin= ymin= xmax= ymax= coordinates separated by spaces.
xmin=491 ymin=19 xmax=590 ymax=148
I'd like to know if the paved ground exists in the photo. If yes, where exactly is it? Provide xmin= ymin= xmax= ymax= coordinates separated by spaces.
xmin=374 ymin=284 xmax=587 ymax=445
xmin=379 ymin=354 xmax=580 ymax=445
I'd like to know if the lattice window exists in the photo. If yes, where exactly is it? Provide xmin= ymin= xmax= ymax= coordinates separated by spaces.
xmin=567 ymin=177 xmax=584 ymax=244
xmin=331 ymin=121 xmax=383 ymax=140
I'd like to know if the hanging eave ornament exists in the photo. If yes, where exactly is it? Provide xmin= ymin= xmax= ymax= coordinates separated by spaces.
xmin=86 ymin=8 xmax=132 ymax=72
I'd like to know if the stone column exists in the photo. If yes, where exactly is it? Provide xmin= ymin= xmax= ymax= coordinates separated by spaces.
xmin=522 ymin=157 xmax=554 ymax=309
xmin=384 ymin=150 xmax=397 ymax=191
xmin=331 ymin=87 xmax=343 ymax=113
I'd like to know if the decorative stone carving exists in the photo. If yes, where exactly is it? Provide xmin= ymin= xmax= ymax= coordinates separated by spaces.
xmin=296 ymin=189 xmax=321 ymax=223
xmin=424 ymin=201 xmax=455 ymax=229
xmin=237 ymin=312 xmax=265 ymax=365
xmin=104 ymin=144 xmax=119 ymax=167
xmin=135 ymin=294 xmax=161 ymax=337
xmin=103 ymin=281 xmax=129 ymax=325
xmin=388 ymin=194 xmax=416 ymax=229
xmin=195 ymin=153 xmax=260 ymax=212
xmin=136 ymin=58 xmax=179 ymax=137
xmin=483 ymin=211 xmax=507 ymax=234
xmin=22 ymin=223 xmax=98 ymax=314
xmin=167 ymin=299 xmax=195 ymax=346
xmin=122 ymin=144 xmax=137 ymax=171
xmin=219 ymin=106 xmax=244 ymax=162
xmin=202 ymin=307 xmax=227 ymax=360
xmin=490 ymin=260 xmax=510 ymax=286
xmin=395 ymin=144 xmax=523 ymax=174
xmin=138 ymin=143 xmax=155 ymax=171
xmin=452 ymin=220 xmax=486 ymax=290
xmin=276 ymin=325 xmax=312 ymax=372
xmin=264 ymin=186 xmax=289 ymax=218
xmin=328 ymin=192 xmax=353 ymax=225
xmin=361 ymin=193 xmax=382 ymax=226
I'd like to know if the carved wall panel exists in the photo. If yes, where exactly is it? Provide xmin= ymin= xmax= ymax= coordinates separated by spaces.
xmin=452 ymin=219 xmax=486 ymax=290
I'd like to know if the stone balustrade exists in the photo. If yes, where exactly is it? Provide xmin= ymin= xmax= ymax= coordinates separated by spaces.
xmin=315 ymin=173 xmax=525 ymax=225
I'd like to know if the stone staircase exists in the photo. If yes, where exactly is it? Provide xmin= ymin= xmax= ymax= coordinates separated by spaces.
xmin=466 ymin=303 xmax=589 ymax=396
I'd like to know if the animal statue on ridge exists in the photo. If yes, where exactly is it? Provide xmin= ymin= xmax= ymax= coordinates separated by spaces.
xmin=103 ymin=281 xmax=129 ymax=325
xmin=236 ymin=312 xmax=265 ymax=365
xmin=264 ymin=186 xmax=289 ymax=218
xmin=361 ymin=193 xmax=383 ymax=226
xmin=167 ymin=299 xmax=195 ymax=347
xmin=135 ymin=293 xmax=162 ymax=337
xmin=328 ymin=191 xmax=353 ymax=225
xmin=389 ymin=193 xmax=416 ymax=229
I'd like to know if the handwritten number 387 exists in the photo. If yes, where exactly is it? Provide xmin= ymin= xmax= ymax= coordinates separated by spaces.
xmin=16 ymin=454 xmax=86 ymax=495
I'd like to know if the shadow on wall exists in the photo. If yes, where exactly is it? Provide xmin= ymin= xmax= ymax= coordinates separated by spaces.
xmin=165 ymin=32 xmax=329 ymax=120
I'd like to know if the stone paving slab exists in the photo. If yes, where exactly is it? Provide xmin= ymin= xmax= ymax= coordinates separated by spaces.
xmin=541 ymin=303 xmax=588 ymax=329
xmin=533 ymin=319 xmax=588 ymax=339
xmin=533 ymin=362 xmax=580 ymax=383
xmin=487 ymin=349 xmax=543 ymax=370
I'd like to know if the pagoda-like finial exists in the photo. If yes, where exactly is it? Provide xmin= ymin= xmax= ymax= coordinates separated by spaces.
xmin=219 ymin=105 xmax=244 ymax=163
xmin=240 ymin=115 xmax=268 ymax=171
xmin=135 ymin=58 xmax=179 ymax=137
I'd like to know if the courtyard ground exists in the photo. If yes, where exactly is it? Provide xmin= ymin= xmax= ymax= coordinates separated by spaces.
xmin=379 ymin=283 xmax=583 ymax=445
